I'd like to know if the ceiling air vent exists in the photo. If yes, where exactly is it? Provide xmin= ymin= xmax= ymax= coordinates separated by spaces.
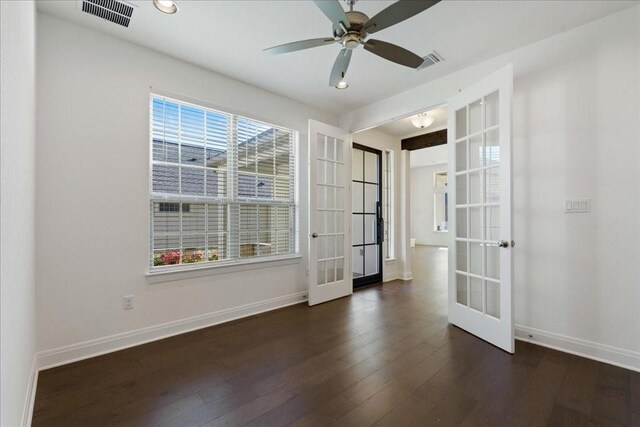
xmin=79 ymin=0 xmax=135 ymax=28
xmin=418 ymin=51 xmax=445 ymax=70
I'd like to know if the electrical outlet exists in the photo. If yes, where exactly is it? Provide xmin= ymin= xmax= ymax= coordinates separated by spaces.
xmin=123 ymin=295 xmax=134 ymax=310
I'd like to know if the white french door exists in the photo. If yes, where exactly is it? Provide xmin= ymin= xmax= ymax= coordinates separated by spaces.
xmin=447 ymin=65 xmax=514 ymax=353
xmin=308 ymin=120 xmax=352 ymax=306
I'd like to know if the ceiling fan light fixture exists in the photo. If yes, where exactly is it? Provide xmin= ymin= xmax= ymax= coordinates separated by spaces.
xmin=335 ymin=80 xmax=349 ymax=90
xmin=153 ymin=0 xmax=179 ymax=14
xmin=411 ymin=113 xmax=434 ymax=129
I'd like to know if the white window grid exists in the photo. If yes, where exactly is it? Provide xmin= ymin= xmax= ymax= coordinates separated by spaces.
xmin=149 ymin=95 xmax=297 ymax=269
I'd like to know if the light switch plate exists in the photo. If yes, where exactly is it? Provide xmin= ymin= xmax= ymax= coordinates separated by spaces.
xmin=572 ymin=201 xmax=581 ymax=211
xmin=580 ymin=200 xmax=590 ymax=212
xmin=565 ymin=198 xmax=591 ymax=213
xmin=565 ymin=200 xmax=573 ymax=212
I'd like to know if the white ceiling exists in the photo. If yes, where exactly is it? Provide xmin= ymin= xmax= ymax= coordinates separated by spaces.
xmin=376 ymin=106 xmax=447 ymax=138
xmin=37 ymin=1 xmax=636 ymax=114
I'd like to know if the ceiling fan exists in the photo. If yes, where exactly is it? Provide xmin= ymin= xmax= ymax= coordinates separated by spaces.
xmin=264 ymin=0 xmax=441 ymax=88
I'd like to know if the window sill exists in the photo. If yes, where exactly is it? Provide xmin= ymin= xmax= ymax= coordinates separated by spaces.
xmin=146 ymin=254 xmax=302 ymax=284
xmin=385 ymin=258 xmax=396 ymax=263
xmin=434 ymin=230 xmax=449 ymax=233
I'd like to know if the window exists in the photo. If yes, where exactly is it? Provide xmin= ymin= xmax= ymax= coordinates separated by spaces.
xmin=150 ymin=95 xmax=296 ymax=269
xmin=384 ymin=150 xmax=394 ymax=259
xmin=158 ymin=202 xmax=190 ymax=213
xmin=434 ymin=172 xmax=448 ymax=232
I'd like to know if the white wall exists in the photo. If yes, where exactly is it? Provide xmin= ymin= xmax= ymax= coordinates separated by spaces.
xmin=35 ymin=13 xmax=338 ymax=366
xmin=1 ymin=1 xmax=38 ymax=425
xmin=352 ymin=129 xmax=404 ymax=281
xmin=343 ymin=6 xmax=640 ymax=369
xmin=409 ymin=144 xmax=448 ymax=167
xmin=410 ymin=164 xmax=448 ymax=247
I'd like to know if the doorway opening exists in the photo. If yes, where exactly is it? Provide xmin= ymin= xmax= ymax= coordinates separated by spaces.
xmin=377 ymin=104 xmax=450 ymax=271
xmin=350 ymin=105 xmax=449 ymax=292
xmin=310 ymin=65 xmax=514 ymax=351
xmin=406 ymin=108 xmax=449 ymax=251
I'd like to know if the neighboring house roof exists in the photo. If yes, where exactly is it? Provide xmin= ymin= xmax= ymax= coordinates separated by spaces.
xmin=152 ymin=127 xmax=292 ymax=198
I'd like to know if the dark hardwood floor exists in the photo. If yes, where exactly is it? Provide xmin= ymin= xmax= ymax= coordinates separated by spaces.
xmin=33 ymin=246 xmax=640 ymax=426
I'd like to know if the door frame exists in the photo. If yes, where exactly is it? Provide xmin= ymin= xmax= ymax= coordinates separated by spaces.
xmin=351 ymin=142 xmax=383 ymax=288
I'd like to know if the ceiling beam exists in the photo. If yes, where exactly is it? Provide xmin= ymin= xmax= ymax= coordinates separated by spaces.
xmin=401 ymin=129 xmax=447 ymax=151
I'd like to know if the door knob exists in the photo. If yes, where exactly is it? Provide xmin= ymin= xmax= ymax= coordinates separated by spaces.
xmin=312 ymin=233 xmax=318 ymax=238
xmin=497 ymin=240 xmax=509 ymax=248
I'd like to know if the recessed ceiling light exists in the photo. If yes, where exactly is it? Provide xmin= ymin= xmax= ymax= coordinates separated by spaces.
xmin=335 ymin=80 xmax=349 ymax=90
xmin=153 ymin=0 xmax=179 ymax=14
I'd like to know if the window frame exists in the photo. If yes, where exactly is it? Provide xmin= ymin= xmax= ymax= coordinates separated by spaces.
xmin=383 ymin=150 xmax=394 ymax=260
xmin=148 ymin=93 xmax=300 ymax=275
xmin=433 ymin=171 xmax=448 ymax=233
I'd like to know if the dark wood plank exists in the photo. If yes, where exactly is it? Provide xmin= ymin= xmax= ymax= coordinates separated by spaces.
xmin=631 ymin=372 xmax=640 ymax=425
xmin=546 ymin=404 xmax=590 ymax=427
xmin=505 ymin=354 xmax=569 ymax=425
xmin=591 ymin=363 xmax=632 ymax=426
xmin=553 ymin=355 xmax=599 ymax=415
xmin=31 ymin=246 xmax=640 ymax=427
xmin=401 ymin=129 xmax=447 ymax=150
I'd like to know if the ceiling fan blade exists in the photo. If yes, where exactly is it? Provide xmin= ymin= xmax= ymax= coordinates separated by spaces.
xmin=364 ymin=0 xmax=441 ymax=34
xmin=329 ymin=49 xmax=353 ymax=87
xmin=313 ymin=0 xmax=349 ymax=31
xmin=363 ymin=39 xmax=424 ymax=68
xmin=264 ymin=37 xmax=337 ymax=54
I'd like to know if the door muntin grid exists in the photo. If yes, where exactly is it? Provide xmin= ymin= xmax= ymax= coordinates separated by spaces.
xmin=352 ymin=145 xmax=382 ymax=284
xmin=454 ymin=91 xmax=501 ymax=319
xmin=316 ymin=133 xmax=346 ymax=286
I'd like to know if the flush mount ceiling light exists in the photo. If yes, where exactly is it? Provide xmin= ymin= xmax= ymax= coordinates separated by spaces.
xmin=335 ymin=80 xmax=349 ymax=89
xmin=153 ymin=0 xmax=179 ymax=14
xmin=411 ymin=113 xmax=434 ymax=129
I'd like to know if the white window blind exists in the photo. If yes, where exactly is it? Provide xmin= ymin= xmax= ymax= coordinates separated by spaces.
xmin=150 ymin=95 xmax=296 ymax=269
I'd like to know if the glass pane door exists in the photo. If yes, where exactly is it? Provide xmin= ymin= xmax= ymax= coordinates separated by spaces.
xmin=316 ymin=133 xmax=346 ymax=287
xmin=352 ymin=144 xmax=382 ymax=287
xmin=454 ymin=92 xmax=501 ymax=317
xmin=447 ymin=65 xmax=513 ymax=353
xmin=308 ymin=119 xmax=351 ymax=306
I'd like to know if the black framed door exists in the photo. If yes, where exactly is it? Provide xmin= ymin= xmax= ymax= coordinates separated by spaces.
xmin=352 ymin=143 xmax=383 ymax=287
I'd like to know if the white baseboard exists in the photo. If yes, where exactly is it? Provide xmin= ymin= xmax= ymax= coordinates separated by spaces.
xmin=398 ymin=271 xmax=413 ymax=281
xmin=22 ymin=355 xmax=38 ymax=427
xmin=515 ymin=324 xmax=640 ymax=372
xmin=37 ymin=291 xmax=307 ymax=370
xmin=382 ymin=271 xmax=398 ymax=282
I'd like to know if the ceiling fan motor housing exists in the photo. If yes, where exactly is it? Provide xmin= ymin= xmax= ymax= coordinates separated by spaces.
xmin=333 ymin=10 xmax=369 ymax=39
